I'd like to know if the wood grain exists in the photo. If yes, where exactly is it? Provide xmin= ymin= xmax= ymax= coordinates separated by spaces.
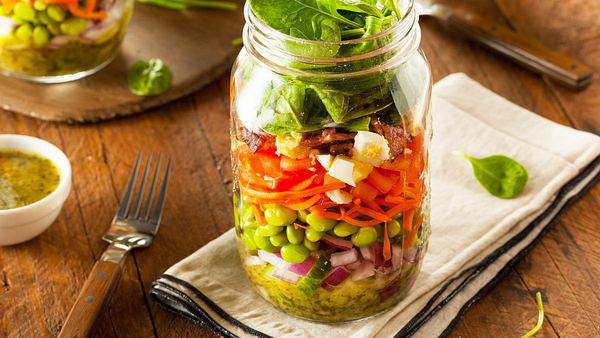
xmin=0 ymin=1 xmax=599 ymax=337
xmin=0 ymin=1 xmax=245 ymax=122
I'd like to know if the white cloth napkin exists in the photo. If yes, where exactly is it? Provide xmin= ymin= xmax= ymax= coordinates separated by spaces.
xmin=150 ymin=74 xmax=600 ymax=338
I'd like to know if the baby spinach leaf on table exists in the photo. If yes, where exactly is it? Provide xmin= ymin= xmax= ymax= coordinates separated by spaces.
xmin=453 ymin=152 xmax=528 ymax=199
xmin=128 ymin=59 xmax=172 ymax=96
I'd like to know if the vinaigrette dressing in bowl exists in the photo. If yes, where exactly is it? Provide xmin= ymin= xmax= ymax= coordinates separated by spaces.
xmin=0 ymin=134 xmax=71 ymax=245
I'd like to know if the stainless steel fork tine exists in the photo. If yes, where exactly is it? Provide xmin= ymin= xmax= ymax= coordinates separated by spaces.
xmin=141 ymin=153 xmax=162 ymax=221
xmin=115 ymin=152 xmax=142 ymax=219
xmin=129 ymin=154 xmax=152 ymax=219
xmin=148 ymin=155 xmax=172 ymax=227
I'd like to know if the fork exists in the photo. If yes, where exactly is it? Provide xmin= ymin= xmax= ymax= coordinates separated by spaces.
xmin=59 ymin=152 xmax=171 ymax=338
xmin=415 ymin=0 xmax=593 ymax=89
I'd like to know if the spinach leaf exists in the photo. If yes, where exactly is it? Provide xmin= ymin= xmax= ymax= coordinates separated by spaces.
xmin=334 ymin=116 xmax=371 ymax=131
xmin=128 ymin=58 xmax=172 ymax=96
xmin=312 ymin=87 xmax=349 ymax=122
xmin=382 ymin=0 xmax=401 ymax=19
xmin=345 ymin=15 xmax=385 ymax=55
xmin=250 ymin=0 xmax=361 ymax=37
xmin=454 ymin=152 xmax=528 ymax=199
xmin=336 ymin=0 xmax=383 ymax=17
xmin=258 ymin=82 xmax=307 ymax=134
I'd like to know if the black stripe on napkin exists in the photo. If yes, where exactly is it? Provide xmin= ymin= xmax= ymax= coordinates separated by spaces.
xmin=150 ymin=155 xmax=600 ymax=338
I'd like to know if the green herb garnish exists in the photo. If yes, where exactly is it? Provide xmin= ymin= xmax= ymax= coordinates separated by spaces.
xmin=522 ymin=292 xmax=544 ymax=338
xmin=137 ymin=0 xmax=237 ymax=11
xmin=128 ymin=58 xmax=173 ymax=97
xmin=453 ymin=151 xmax=528 ymax=199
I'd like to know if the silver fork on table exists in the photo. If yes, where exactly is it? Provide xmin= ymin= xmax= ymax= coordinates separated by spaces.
xmin=59 ymin=152 xmax=171 ymax=338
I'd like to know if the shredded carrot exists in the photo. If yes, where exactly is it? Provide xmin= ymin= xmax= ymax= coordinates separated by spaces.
xmin=68 ymin=2 xmax=106 ymax=19
xmin=385 ymin=201 xmax=417 ymax=218
xmin=252 ymin=204 xmax=266 ymax=225
xmin=310 ymin=206 xmax=344 ymax=220
xmin=345 ymin=204 xmax=361 ymax=217
xmin=319 ymin=201 xmax=338 ymax=209
xmin=356 ymin=207 xmax=389 ymax=222
xmin=383 ymin=222 xmax=391 ymax=261
xmin=403 ymin=208 xmax=415 ymax=231
xmin=284 ymin=194 xmax=322 ymax=210
xmin=341 ymin=215 xmax=382 ymax=227
xmin=290 ymin=174 xmax=317 ymax=192
xmin=403 ymin=215 xmax=423 ymax=248
xmin=241 ymin=182 xmax=346 ymax=200
xmin=364 ymin=199 xmax=385 ymax=213
xmin=84 ymin=0 xmax=95 ymax=12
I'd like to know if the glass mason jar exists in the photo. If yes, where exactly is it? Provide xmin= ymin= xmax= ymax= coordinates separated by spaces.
xmin=230 ymin=0 xmax=432 ymax=322
xmin=0 ymin=0 xmax=133 ymax=83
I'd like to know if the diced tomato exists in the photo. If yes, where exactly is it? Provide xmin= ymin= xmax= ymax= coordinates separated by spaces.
xmin=365 ymin=168 xmax=398 ymax=193
xmin=238 ymin=148 xmax=319 ymax=192
xmin=280 ymin=156 xmax=313 ymax=172
xmin=380 ymin=154 xmax=411 ymax=172
xmin=352 ymin=181 xmax=380 ymax=202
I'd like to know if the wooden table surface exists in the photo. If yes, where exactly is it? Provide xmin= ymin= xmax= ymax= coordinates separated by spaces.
xmin=1 ymin=1 xmax=599 ymax=337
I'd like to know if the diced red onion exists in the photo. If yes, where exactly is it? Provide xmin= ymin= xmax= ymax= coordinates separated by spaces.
xmin=373 ymin=242 xmax=384 ymax=267
xmin=391 ymin=245 xmax=403 ymax=269
xmin=244 ymin=256 xmax=265 ymax=266
xmin=322 ymin=235 xmax=353 ymax=250
xmin=330 ymin=249 xmax=358 ymax=267
xmin=346 ymin=260 xmax=362 ymax=270
xmin=352 ymin=261 xmax=375 ymax=281
xmin=403 ymin=246 xmax=418 ymax=263
xmin=258 ymin=250 xmax=290 ymax=270
xmin=271 ymin=268 xmax=299 ymax=284
xmin=322 ymin=267 xmax=351 ymax=287
xmin=359 ymin=247 xmax=373 ymax=262
xmin=288 ymin=256 xmax=316 ymax=276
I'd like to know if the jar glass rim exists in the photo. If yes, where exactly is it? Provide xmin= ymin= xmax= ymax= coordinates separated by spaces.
xmin=242 ymin=0 xmax=421 ymax=78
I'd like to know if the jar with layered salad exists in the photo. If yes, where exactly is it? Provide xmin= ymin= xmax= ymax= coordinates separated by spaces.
xmin=230 ymin=0 xmax=432 ymax=322
xmin=0 ymin=0 xmax=132 ymax=82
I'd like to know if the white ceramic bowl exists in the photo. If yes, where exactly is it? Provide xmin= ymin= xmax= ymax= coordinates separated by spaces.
xmin=0 ymin=134 xmax=71 ymax=246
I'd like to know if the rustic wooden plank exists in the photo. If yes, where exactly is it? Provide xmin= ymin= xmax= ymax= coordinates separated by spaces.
xmin=0 ymin=113 xmax=116 ymax=338
xmin=447 ymin=270 xmax=559 ymax=338
xmin=92 ymin=95 xmax=233 ymax=337
xmin=494 ymin=0 xmax=600 ymax=133
xmin=55 ymin=123 xmax=156 ymax=337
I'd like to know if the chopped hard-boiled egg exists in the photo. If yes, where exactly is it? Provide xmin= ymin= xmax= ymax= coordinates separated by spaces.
xmin=352 ymin=131 xmax=390 ymax=167
xmin=328 ymin=156 xmax=373 ymax=187
xmin=326 ymin=189 xmax=353 ymax=204
xmin=276 ymin=133 xmax=311 ymax=159
xmin=316 ymin=154 xmax=334 ymax=170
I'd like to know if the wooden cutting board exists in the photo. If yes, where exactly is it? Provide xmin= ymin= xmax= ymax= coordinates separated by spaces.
xmin=0 ymin=1 xmax=244 ymax=122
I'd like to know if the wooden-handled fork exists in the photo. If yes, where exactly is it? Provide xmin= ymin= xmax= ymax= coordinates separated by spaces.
xmin=59 ymin=152 xmax=171 ymax=338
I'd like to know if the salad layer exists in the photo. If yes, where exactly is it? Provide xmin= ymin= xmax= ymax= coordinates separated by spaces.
xmin=232 ymin=0 xmax=430 ymax=321
xmin=0 ymin=0 xmax=131 ymax=77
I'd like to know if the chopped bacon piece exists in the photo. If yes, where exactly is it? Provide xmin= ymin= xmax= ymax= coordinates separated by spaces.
xmin=370 ymin=118 xmax=411 ymax=160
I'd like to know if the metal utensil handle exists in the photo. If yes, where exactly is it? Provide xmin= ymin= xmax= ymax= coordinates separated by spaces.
xmin=58 ymin=246 xmax=128 ymax=338
xmin=443 ymin=11 xmax=593 ymax=89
